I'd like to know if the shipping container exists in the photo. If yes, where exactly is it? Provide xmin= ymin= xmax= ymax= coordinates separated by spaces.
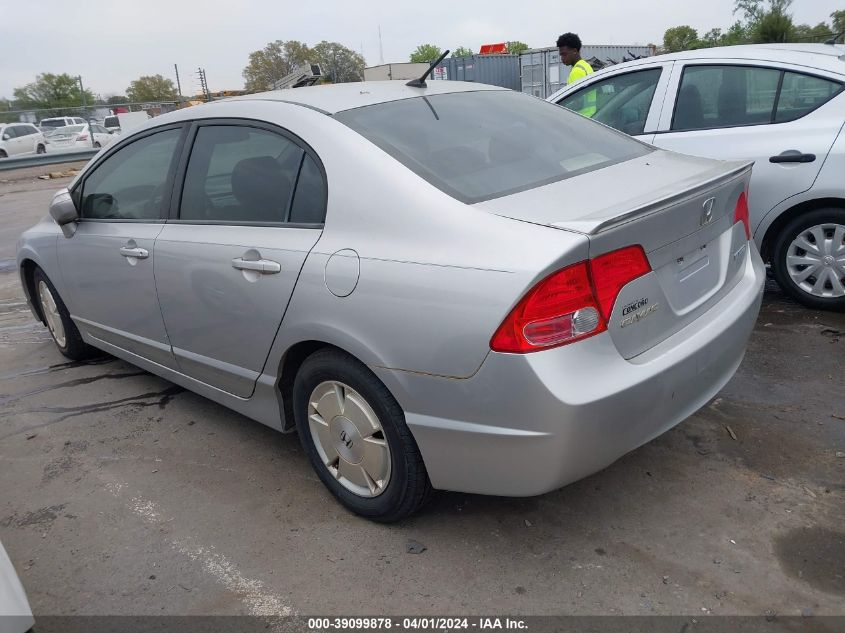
xmin=431 ymin=54 xmax=521 ymax=91
xmin=364 ymin=63 xmax=431 ymax=81
xmin=520 ymin=45 xmax=656 ymax=98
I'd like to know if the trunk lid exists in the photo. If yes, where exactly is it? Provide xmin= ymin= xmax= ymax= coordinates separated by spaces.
xmin=476 ymin=150 xmax=753 ymax=359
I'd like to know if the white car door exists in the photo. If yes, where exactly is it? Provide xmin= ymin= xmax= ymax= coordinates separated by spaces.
xmin=651 ymin=60 xmax=845 ymax=239
xmin=8 ymin=126 xmax=27 ymax=155
xmin=552 ymin=61 xmax=675 ymax=144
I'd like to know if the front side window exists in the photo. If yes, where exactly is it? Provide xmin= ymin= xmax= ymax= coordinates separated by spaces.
xmin=3 ymin=127 xmax=18 ymax=139
xmin=179 ymin=125 xmax=306 ymax=224
xmin=558 ymin=68 xmax=662 ymax=135
xmin=79 ymin=128 xmax=181 ymax=220
xmin=672 ymin=65 xmax=780 ymax=131
xmin=336 ymin=90 xmax=650 ymax=204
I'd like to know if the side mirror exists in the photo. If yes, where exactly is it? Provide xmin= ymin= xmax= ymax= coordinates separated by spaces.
xmin=49 ymin=189 xmax=79 ymax=238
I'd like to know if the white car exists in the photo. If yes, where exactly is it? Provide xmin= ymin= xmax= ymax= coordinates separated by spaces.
xmin=45 ymin=123 xmax=114 ymax=151
xmin=0 ymin=123 xmax=46 ymax=158
xmin=549 ymin=43 xmax=845 ymax=310
xmin=38 ymin=116 xmax=86 ymax=133
xmin=0 ymin=542 xmax=34 ymax=633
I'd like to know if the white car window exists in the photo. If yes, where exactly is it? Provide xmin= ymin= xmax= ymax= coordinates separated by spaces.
xmin=776 ymin=72 xmax=843 ymax=123
xmin=672 ymin=65 xmax=780 ymax=131
xmin=557 ymin=68 xmax=663 ymax=135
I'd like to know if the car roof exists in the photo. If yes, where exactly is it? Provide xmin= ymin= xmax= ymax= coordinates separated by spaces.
xmin=223 ymin=80 xmax=506 ymax=115
xmin=610 ymin=43 xmax=845 ymax=75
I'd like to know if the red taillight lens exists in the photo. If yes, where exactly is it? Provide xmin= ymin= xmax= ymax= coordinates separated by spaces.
xmin=490 ymin=245 xmax=651 ymax=353
xmin=77 ymin=133 xmax=88 ymax=141
xmin=734 ymin=191 xmax=751 ymax=240
xmin=591 ymin=245 xmax=651 ymax=320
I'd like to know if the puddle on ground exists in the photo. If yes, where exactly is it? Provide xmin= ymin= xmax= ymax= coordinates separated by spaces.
xmin=774 ymin=526 xmax=845 ymax=596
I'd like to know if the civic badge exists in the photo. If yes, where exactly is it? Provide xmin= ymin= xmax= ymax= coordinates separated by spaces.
xmin=700 ymin=197 xmax=716 ymax=226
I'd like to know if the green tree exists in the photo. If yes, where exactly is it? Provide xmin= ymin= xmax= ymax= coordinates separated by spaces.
xmin=720 ymin=20 xmax=750 ymax=45
xmin=106 ymin=95 xmax=128 ymax=105
xmin=410 ymin=44 xmax=442 ymax=63
xmin=792 ymin=21 xmax=833 ymax=42
xmin=242 ymin=40 xmax=312 ymax=92
xmin=126 ymin=75 xmax=176 ymax=102
xmin=831 ymin=10 xmax=845 ymax=35
xmin=452 ymin=46 xmax=474 ymax=57
xmin=751 ymin=1 xmax=795 ymax=43
xmin=312 ymin=41 xmax=364 ymax=83
xmin=12 ymin=73 xmax=95 ymax=109
xmin=506 ymin=41 xmax=529 ymax=55
xmin=663 ymin=25 xmax=701 ymax=52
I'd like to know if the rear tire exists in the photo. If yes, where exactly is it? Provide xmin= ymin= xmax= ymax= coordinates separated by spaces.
xmin=36 ymin=144 xmax=46 ymax=154
xmin=0 ymin=149 xmax=7 ymax=158
xmin=772 ymin=208 xmax=845 ymax=311
xmin=93 ymin=142 xmax=101 ymax=148
xmin=32 ymin=268 xmax=99 ymax=360
xmin=293 ymin=348 xmax=432 ymax=522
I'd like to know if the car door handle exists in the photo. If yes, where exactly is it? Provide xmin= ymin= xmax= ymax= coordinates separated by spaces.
xmin=231 ymin=257 xmax=281 ymax=274
xmin=119 ymin=246 xmax=149 ymax=259
xmin=769 ymin=151 xmax=816 ymax=164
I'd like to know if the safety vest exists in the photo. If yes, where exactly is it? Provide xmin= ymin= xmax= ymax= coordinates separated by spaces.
xmin=567 ymin=59 xmax=596 ymax=117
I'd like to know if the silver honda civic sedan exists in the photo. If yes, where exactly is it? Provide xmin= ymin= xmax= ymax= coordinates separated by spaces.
xmin=17 ymin=80 xmax=765 ymax=521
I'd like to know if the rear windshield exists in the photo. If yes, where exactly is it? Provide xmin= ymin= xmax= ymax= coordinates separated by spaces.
xmin=40 ymin=119 xmax=67 ymax=128
xmin=335 ymin=90 xmax=651 ymax=203
xmin=104 ymin=116 xmax=119 ymax=127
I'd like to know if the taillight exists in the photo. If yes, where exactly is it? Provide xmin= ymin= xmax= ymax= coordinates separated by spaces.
xmin=591 ymin=246 xmax=651 ymax=320
xmin=77 ymin=133 xmax=88 ymax=141
xmin=734 ymin=191 xmax=750 ymax=240
xmin=490 ymin=245 xmax=651 ymax=353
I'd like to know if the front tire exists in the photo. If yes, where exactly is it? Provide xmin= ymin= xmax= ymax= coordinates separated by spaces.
xmin=93 ymin=142 xmax=101 ymax=148
xmin=293 ymin=348 xmax=432 ymax=522
xmin=772 ymin=208 xmax=845 ymax=311
xmin=0 ymin=149 xmax=7 ymax=158
xmin=32 ymin=268 xmax=98 ymax=360
xmin=36 ymin=144 xmax=46 ymax=154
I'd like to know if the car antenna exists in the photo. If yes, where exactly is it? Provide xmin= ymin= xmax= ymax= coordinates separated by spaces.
xmin=406 ymin=50 xmax=450 ymax=88
xmin=824 ymin=30 xmax=843 ymax=45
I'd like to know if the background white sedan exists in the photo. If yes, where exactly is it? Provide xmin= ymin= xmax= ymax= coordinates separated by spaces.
xmin=45 ymin=123 xmax=115 ymax=152
xmin=549 ymin=43 xmax=845 ymax=310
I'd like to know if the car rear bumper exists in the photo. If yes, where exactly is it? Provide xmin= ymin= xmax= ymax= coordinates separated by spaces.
xmin=376 ymin=245 xmax=765 ymax=496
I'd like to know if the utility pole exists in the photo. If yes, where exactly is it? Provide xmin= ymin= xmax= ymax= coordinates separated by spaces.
xmin=77 ymin=76 xmax=94 ymax=147
xmin=378 ymin=25 xmax=384 ymax=65
xmin=197 ymin=67 xmax=210 ymax=102
xmin=174 ymin=64 xmax=183 ymax=103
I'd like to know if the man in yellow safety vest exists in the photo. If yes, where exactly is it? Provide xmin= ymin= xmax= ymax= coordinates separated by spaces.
xmin=557 ymin=32 xmax=596 ymax=116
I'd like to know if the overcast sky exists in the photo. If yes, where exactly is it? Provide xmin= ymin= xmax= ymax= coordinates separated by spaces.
xmin=1 ymin=0 xmax=841 ymax=99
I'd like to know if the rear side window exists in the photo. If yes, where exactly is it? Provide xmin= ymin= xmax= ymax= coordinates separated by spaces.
xmin=179 ymin=125 xmax=305 ymax=224
xmin=672 ymin=65 xmax=780 ymax=131
xmin=289 ymin=155 xmax=327 ymax=224
xmin=336 ymin=90 xmax=650 ymax=204
xmin=776 ymin=72 xmax=843 ymax=122
xmin=79 ymin=128 xmax=181 ymax=220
